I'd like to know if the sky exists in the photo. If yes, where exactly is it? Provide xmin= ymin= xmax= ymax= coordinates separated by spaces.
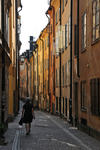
xmin=20 ymin=0 xmax=49 ymax=54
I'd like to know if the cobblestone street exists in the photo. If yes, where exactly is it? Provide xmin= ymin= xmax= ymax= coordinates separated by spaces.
xmin=0 ymin=110 xmax=100 ymax=150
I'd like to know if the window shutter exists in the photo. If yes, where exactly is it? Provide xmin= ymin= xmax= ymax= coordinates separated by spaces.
xmin=90 ymin=79 xmax=94 ymax=114
xmin=98 ymin=78 xmax=100 ymax=114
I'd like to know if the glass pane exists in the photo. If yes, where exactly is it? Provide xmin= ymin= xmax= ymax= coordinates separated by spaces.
xmin=93 ymin=15 xmax=96 ymax=27
xmin=93 ymin=1 xmax=96 ymax=14
xmin=96 ymin=11 xmax=99 ymax=25
xmin=96 ymin=25 xmax=99 ymax=39
xmin=84 ymin=13 xmax=86 ymax=25
xmin=84 ymin=24 xmax=86 ymax=35
xmin=93 ymin=28 xmax=95 ymax=41
xmin=97 ymin=0 xmax=100 ymax=11
xmin=84 ymin=36 xmax=86 ymax=48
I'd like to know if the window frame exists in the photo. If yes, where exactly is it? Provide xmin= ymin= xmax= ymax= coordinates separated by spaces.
xmin=65 ymin=24 xmax=68 ymax=48
xmin=81 ymin=12 xmax=87 ymax=52
xmin=90 ymin=78 xmax=100 ymax=116
xmin=81 ymin=80 xmax=87 ymax=111
xmin=92 ymin=0 xmax=100 ymax=43
xmin=62 ymin=0 xmax=64 ymax=13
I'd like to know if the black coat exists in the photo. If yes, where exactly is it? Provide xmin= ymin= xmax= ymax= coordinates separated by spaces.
xmin=23 ymin=102 xmax=33 ymax=123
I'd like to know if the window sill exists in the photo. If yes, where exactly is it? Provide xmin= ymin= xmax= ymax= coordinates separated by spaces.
xmin=91 ymin=38 xmax=100 ymax=46
xmin=81 ymin=48 xmax=87 ymax=53
xmin=81 ymin=108 xmax=87 ymax=112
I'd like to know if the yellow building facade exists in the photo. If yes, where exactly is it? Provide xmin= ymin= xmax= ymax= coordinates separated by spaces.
xmin=8 ymin=0 xmax=17 ymax=118
xmin=37 ymin=25 xmax=49 ymax=111
xmin=37 ymin=37 xmax=43 ymax=109
xmin=8 ymin=0 xmax=22 ymax=118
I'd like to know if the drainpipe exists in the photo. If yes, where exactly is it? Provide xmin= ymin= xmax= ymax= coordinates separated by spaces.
xmin=15 ymin=0 xmax=19 ymax=114
xmin=37 ymin=46 xmax=39 ymax=109
xmin=40 ymin=37 xmax=44 ymax=108
xmin=17 ymin=2 xmax=22 ymax=106
xmin=16 ymin=1 xmax=22 ymax=113
xmin=59 ymin=0 xmax=62 ymax=116
xmin=1 ymin=0 xmax=5 ymax=125
xmin=46 ymin=13 xmax=50 ymax=112
xmin=69 ymin=0 xmax=73 ymax=123
xmin=77 ymin=0 xmax=80 ymax=78
xmin=26 ymin=63 xmax=28 ymax=97
xmin=49 ymin=5 xmax=56 ymax=100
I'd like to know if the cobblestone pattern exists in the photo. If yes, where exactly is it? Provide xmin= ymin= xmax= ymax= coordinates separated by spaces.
xmin=20 ymin=111 xmax=100 ymax=150
xmin=0 ymin=110 xmax=100 ymax=150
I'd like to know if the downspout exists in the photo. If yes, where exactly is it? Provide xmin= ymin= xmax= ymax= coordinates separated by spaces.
xmin=45 ymin=13 xmax=50 ymax=108
xmin=59 ymin=0 xmax=62 ymax=115
xmin=37 ymin=46 xmax=39 ymax=108
xmin=17 ymin=3 xmax=22 ymax=105
xmin=15 ymin=0 xmax=18 ymax=113
xmin=40 ymin=37 xmax=44 ymax=105
xmin=69 ymin=0 xmax=73 ymax=123
xmin=1 ymin=0 xmax=5 ymax=124
xmin=50 ymin=6 xmax=55 ymax=96
xmin=77 ymin=0 xmax=80 ymax=78
xmin=26 ymin=63 xmax=28 ymax=97
xmin=33 ymin=54 xmax=34 ymax=105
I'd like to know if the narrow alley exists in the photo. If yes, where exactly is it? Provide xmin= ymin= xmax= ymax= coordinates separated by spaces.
xmin=0 ymin=0 xmax=100 ymax=149
xmin=0 ymin=107 xmax=100 ymax=150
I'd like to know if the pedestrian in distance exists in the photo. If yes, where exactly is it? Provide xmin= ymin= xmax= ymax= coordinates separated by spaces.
xmin=22 ymin=97 xmax=35 ymax=135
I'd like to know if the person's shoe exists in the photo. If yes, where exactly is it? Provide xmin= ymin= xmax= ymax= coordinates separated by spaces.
xmin=0 ymin=138 xmax=8 ymax=145
xmin=26 ymin=132 xmax=29 ymax=135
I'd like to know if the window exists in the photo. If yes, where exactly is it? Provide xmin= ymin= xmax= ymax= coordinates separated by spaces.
xmin=81 ymin=81 xmax=87 ymax=110
xmin=67 ymin=60 xmax=70 ymax=85
xmin=69 ymin=16 xmax=71 ymax=44
xmin=82 ymin=13 xmax=87 ymax=50
xmin=90 ymin=78 xmax=100 ymax=116
xmin=6 ymin=10 xmax=9 ymax=45
xmin=63 ymin=97 xmax=64 ymax=114
xmin=0 ymin=0 xmax=1 ymax=32
xmin=58 ymin=69 xmax=60 ymax=86
xmin=59 ymin=7 xmax=61 ymax=20
xmin=45 ymin=39 xmax=46 ymax=49
xmin=65 ymin=98 xmax=67 ymax=116
xmin=56 ymin=32 xmax=59 ymax=55
xmin=62 ymin=27 xmax=65 ymax=51
xmin=65 ymin=24 xmax=68 ymax=48
xmin=48 ymin=36 xmax=49 ymax=47
xmin=65 ymin=63 xmax=67 ymax=85
xmin=92 ymin=0 xmax=100 ymax=42
xmin=56 ymin=69 xmax=58 ymax=87
xmin=56 ymin=97 xmax=58 ymax=111
xmin=62 ymin=0 xmax=64 ymax=13
xmin=62 ymin=65 xmax=64 ymax=87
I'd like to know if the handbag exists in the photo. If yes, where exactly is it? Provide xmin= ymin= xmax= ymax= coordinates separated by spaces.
xmin=19 ymin=117 xmax=24 ymax=126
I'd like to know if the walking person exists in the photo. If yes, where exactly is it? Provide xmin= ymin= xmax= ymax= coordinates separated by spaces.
xmin=22 ymin=97 xmax=35 ymax=135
